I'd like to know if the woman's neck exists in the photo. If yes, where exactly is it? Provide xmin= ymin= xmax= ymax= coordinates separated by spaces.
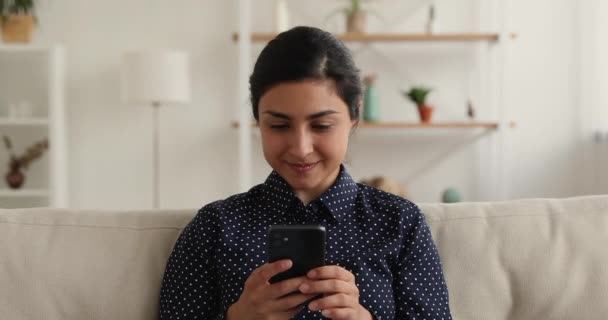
xmin=295 ymin=191 xmax=316 ymax=206
xmin=294 ymin=166 xmax=341 ymax=206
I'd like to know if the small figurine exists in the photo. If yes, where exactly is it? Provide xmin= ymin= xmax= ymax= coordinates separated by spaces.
xmin=467 ymin=99 xmax=476 ymax=120
xmin=425 ymin=4 xmax=440 ymax=34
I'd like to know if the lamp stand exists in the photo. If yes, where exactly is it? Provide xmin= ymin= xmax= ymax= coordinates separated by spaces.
xmin=152 ymin=101 xmax=160 ymax=209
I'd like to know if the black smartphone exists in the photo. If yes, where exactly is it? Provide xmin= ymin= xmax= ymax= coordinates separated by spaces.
xmin=267 ymin=225 xmax=326 ymax=284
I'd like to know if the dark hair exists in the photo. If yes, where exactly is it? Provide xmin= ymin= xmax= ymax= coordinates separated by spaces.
xmin=249 ymin=26 xmax=362 ymax=121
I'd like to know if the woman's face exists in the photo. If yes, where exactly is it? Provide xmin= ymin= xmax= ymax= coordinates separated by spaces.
xmin=258 ymin=80 xmax=356 ymax=203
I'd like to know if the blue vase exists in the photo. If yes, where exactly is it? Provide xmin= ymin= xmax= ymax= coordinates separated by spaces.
xmin=363 ymin=84 xmax=380 ymax=122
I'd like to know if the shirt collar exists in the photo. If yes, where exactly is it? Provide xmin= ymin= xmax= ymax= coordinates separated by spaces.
xmin=261 ymin=164 xmax=360 ymax=221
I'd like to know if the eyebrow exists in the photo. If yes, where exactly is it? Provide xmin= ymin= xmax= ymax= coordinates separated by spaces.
xmin=263 ymin=110 xmax=339 ymax=120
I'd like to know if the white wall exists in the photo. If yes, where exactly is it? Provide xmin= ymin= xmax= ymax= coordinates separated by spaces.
xmin=35 ymin=0 xmax=238 ymax=209
xmin=596 ymin=1 xmax=608 ymax=194
xmin=506 ymin=0 xmax=580 ymax=199
xmin=26 ymin=0 xmax=599 ymax=209
xmin=579 ymin=0 xmax=608 ymax=194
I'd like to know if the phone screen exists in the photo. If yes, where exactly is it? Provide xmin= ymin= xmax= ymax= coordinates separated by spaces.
xmin=267 ymin=225 xmax=326 ymax=283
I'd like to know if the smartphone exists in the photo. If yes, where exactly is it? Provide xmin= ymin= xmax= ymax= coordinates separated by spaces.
xmin=267 ymin=225 xmax=326 ymax=283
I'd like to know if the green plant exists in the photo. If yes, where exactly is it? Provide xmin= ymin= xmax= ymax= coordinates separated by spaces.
xmin=403 ymin=87 xmax=432 ymax=106
xmin=0 ymin=0 xmax=35 ymax=18
xmin=345 ymin=0 xmax=377 ymax=14
xmin=323 ymin=0 xmax=381 ymax=27
xmin=2 ymin=135 xmax=48 ymax=170
xmin=348 ymin=0 xmax=362 ymax=14
xmin=325 ymin=0 xmax=374 ymax=17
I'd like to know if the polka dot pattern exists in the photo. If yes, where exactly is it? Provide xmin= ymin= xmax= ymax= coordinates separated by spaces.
xmin=160 ymin=165 xmax=452 ymax=319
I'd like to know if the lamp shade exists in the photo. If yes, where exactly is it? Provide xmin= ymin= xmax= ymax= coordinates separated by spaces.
xmin=121 ymin=50 xmax=191 ymax=105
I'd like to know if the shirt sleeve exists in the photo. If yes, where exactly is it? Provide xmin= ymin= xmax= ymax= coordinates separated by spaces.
xmin=159 ymin=205 xmax=226 ymax=320
xmin=393 ymin=205 xmax=452 ymax=320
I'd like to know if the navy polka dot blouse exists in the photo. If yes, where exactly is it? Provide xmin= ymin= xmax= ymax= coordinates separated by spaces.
xmin=160 ymin=165 xmax=452 ymax=319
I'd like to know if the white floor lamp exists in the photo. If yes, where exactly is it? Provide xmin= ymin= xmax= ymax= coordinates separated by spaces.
xmin=121 ymin=50 xmax=191 ymax=208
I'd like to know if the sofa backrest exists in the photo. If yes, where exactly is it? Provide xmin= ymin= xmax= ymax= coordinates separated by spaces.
xmin=0 ymin=208 xmax=193 ymax=320
xmin=1 ymin=195 xmax=607 ymax=320
xmin=422 ymin=195 xmax=608 ymax=320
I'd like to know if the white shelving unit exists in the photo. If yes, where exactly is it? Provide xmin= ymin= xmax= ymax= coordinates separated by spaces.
xmin=0 ymin=45 xmax=68 ymax=208
xmin=0 ymin=118 xmax=49 ymax=126
xmin=0 ymin=189 xmax=50 ymax=197
xmin=233 ymin=0 xmax=513 ymax=201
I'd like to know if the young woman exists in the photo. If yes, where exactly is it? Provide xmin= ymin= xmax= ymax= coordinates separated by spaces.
xmin=160 ymin=26 xmax=452 ymax=320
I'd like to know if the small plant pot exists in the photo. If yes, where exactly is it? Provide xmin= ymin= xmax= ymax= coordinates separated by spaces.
xmin=1 ymin=14 xmax=36 ymax=43
xmin=417 ymin=105 xmax=434 ymax=123
xmin=346 ymin=10 xmax=367 ymax=33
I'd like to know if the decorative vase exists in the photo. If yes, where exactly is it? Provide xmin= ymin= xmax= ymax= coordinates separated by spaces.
xmin=442 ymin=187 xmax=461 ymax=203
xmin=363 ymin=79 xmax=380 ymax=122
xmin=1 ymin=14 xmax=36 ymax=43
xmin=346 ymin=10 xmax=367 ymax=33
xmin=5 ymin=165 xmax=25 ymax=189
xmin=417 ymin=105 xmax=434 ymax=123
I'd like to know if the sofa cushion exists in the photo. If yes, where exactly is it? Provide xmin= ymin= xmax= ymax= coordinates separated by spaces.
xmin=0 ymin=208 xmax=193 ymax=320
xmin=421 ymin=195 xmax=608 ymax=320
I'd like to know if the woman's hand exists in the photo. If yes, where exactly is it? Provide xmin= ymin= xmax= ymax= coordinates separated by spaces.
xmin=227 ymin=259 xmax=318 ymax=320
xmin=299 ymin=266 xmax=373 ymax=320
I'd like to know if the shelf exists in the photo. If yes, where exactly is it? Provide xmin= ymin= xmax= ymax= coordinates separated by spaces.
xmin=0 ymin=189 xmax=50 ymax=197
xmin=0 ymin=45 xmax=53 ymax=53
xmin=0 ymin=117 xmax=49 ymax=126
xmin=233 ymin=3 xmax=514 ymax=200
xmin=0 ymin=45 xmax=67 ymax=208
xmin=357 ymin=121 xmax=513 ymax=129
xmin=232 ymin=32 xmax=513 ymax=43
xmin=232 ymin=121 xmax=515 ymax=129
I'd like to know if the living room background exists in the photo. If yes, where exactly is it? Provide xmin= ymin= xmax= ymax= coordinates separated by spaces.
xmin=1 ymin=0 xmax=606 ymax=209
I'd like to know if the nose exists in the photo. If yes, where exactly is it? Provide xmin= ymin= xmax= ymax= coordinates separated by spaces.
xmin=289 ymin=127 xmax=314 ymax=158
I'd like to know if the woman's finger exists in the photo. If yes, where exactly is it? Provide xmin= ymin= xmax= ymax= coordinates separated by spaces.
xmin=307 ymin=265 xmax=356 ymax=283
xmin=320 ymin=307 xmax=357 ymax=319
xmin=299 ymin=279 xmax=359 ymax=296
xmin=266 ymin=276 xmax=309 ymax=300
xmin=269 ymin=292 xmax=319 ymax=311
xmin=308 ymin=293 xmax=359 ymax=311
xmin=249 ymin=259 xmax=292 ymax=286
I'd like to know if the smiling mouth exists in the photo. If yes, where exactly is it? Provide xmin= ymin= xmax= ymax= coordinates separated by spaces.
xmin=287 ymin=161 xmax=319 ymax=173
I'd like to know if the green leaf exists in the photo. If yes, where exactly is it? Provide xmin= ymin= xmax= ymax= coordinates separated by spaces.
xmin=403 ymin=87 xmax=432 ymax=106
xmin=1 ymin=0 xmax=35 ymax=15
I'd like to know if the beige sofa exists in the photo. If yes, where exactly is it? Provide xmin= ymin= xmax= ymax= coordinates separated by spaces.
xmin=1 ymin=195 xmax=607 ymax=320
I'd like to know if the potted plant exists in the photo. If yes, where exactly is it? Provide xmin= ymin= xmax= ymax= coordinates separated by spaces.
xmin=325 ymin=0 xmax=376 ymax=34
xmin=2 ymin=135 xmax=48 ymax=189
xmin=345 ymin=0 xmax=367 ymax=33
xmin=0 ymin=0 xmax=36 ymax=43
xmin=403 ymin=86 xmax=434 ymax=123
